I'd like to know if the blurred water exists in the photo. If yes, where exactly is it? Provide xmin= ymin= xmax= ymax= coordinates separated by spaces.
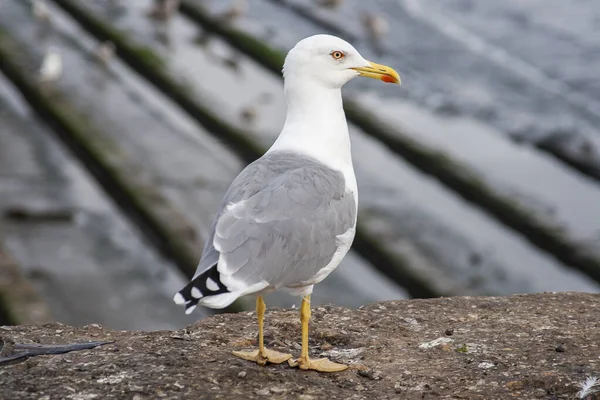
xmin=0 ymin=73 xmax=205 ymax=330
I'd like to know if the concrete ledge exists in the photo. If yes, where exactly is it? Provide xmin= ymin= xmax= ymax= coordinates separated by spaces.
xmin=1 ymin=293 xmax=598 ymax=399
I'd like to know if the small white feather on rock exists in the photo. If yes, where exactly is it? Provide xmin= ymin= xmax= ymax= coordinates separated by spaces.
xmin=577 ymin=376 xmax=599 ymax=399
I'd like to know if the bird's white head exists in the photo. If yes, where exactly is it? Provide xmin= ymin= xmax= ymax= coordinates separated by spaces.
xmin=282 ymin=34 xmax=400 ymax=90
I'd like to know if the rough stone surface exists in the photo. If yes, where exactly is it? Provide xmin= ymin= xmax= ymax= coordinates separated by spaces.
xmin=0 ymin=293 xmax=599 ymax=399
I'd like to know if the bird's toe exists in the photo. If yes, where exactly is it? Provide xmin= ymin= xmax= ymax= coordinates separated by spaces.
xmin=288 ymin=357 xmax=348 ymax=372
xmin=232 ymin=348 xmax=292 ymax=365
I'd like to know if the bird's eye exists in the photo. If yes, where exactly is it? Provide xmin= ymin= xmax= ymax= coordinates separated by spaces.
xmin=331 ymin=51 xmax=345 ymax=60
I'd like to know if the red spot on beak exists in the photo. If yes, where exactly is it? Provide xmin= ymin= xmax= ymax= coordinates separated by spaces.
xmin=381 ymin=75 xmax=396 ymax=83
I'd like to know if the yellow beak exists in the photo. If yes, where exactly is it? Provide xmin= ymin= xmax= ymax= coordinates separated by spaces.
xmin=352 ymin=61 xmax=401 ymax=84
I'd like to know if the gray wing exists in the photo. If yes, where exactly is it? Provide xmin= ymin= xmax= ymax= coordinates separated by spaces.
xmin=196 ymin=151 xmax=356 ymax=291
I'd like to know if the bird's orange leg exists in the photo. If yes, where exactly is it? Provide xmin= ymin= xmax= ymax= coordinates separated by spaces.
xmin=232 ymin=296 xmax=292 ymax=365
xmin=288 ymin=294 xmax=348 ymax=372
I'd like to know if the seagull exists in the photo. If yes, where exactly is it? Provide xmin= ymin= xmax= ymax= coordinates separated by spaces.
xmin=240 ymin=92 xmax=274 ymax=124
xmin=174 ymin=34 xmax=400 ymax=372
xmin=32 ymin=0 xmax=51 ymax=23
xmin=219 ymin=0 xmax=247 ymax=23
xmin=94 ymin=41 xmax=116 ymax=67
xmin=38 ymin=46 xmax=62 ymax=86
xmin=362 ymin=12 xmax=390 ymax=39
xmin=361 ymin=12 xmax=390 ymax=54
xmin=147 ymin=0 xmax=180 ymax=22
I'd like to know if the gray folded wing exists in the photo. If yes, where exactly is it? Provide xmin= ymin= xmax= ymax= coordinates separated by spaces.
xmin=194 ymin=151 xmax=356 ymax=291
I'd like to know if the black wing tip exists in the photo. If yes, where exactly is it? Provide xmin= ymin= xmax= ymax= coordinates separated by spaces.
xmin=174 ymin=265 xmax=230 ymax=313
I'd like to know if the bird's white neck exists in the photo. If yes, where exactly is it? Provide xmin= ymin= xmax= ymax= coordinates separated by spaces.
xmin=268 ymin=78 xmax=354 ymax=176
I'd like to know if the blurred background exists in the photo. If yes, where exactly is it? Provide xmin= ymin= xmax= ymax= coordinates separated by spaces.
xmin=0 ymin=0 xmax=599 ymax=331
